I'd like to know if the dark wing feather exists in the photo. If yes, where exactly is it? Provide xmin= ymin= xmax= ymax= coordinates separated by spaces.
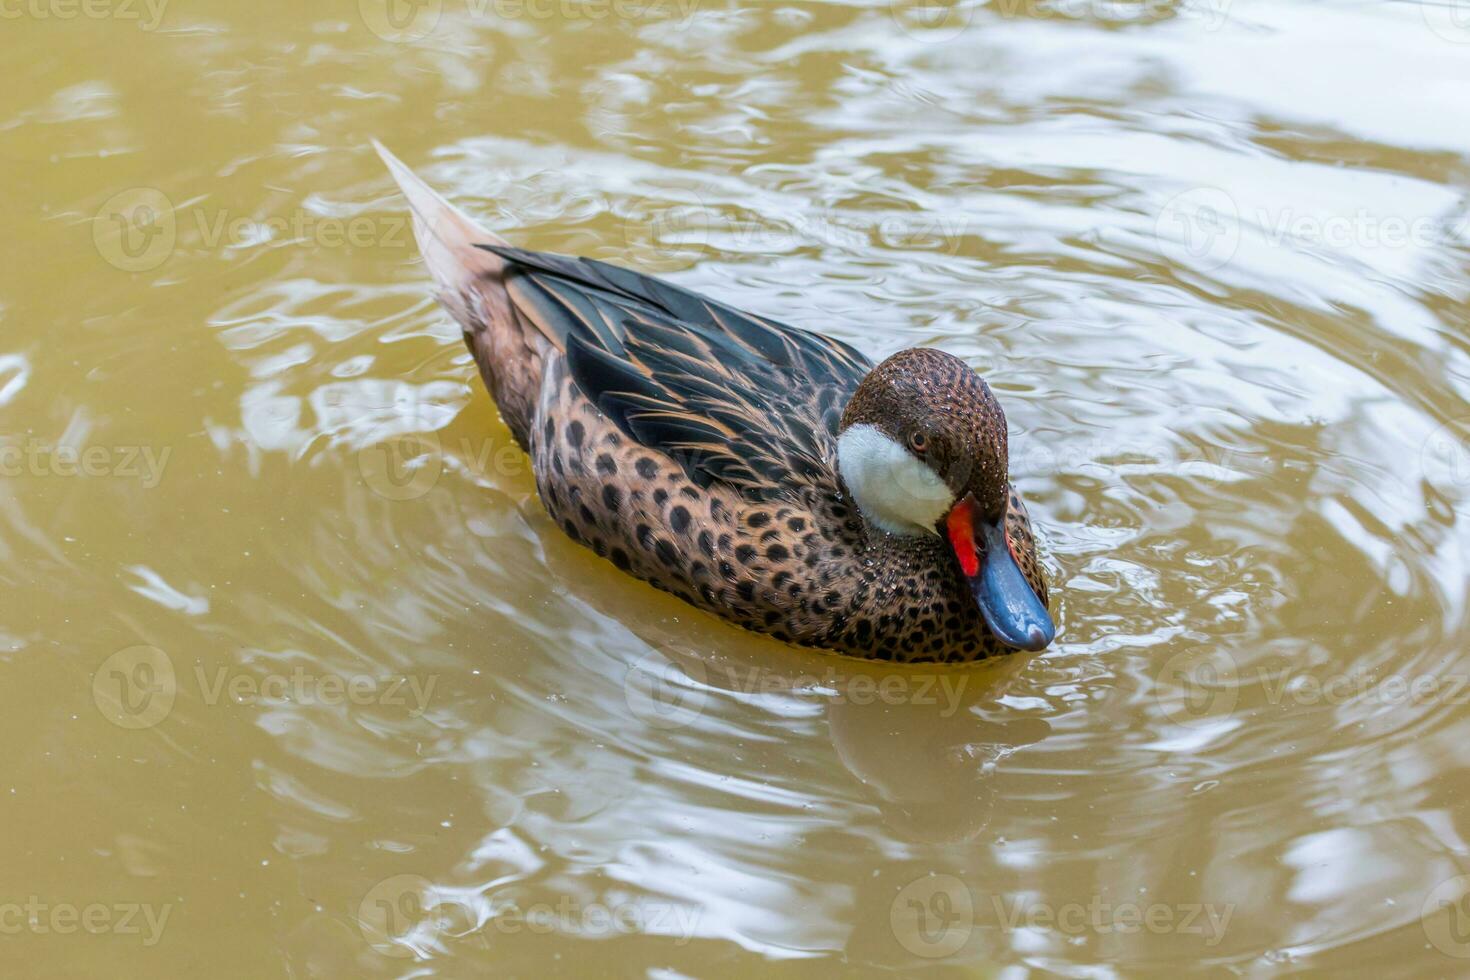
xmin=477 ymin=244 xmax=872 ymax=497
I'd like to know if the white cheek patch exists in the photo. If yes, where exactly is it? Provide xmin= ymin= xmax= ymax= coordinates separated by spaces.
xmin=836 ymin=424 xmax=955 ymax=536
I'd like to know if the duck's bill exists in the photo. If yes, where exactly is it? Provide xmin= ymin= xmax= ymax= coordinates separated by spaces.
xmin=945 ymin=498 xmax=1055 ymax=652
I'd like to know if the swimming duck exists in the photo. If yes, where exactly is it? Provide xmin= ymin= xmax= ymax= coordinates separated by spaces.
xmin=374 ymin=142 xmax=1055 ymax=663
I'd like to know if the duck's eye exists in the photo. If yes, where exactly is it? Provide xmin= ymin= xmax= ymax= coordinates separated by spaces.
xmin=908 ymin=432 xmax=928 ymax=454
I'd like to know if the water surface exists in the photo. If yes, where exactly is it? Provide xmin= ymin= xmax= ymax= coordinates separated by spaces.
xmin=5 ymin=0 xmax=1470 ymax=975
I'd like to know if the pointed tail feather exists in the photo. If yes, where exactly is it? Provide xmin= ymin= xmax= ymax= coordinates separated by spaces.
xmin=373 ymin=140 xmax=545 ymax=448
xmin=372 ymin=139 xmax=509 ymax=333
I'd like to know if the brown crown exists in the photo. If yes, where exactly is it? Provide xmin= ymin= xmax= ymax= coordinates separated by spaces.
xmin=839 ymin=348 xmax=1010 ymax=520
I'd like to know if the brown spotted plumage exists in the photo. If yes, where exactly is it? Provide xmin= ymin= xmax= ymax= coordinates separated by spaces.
xmin=377 ymin=142 xmax=1054 ymax=663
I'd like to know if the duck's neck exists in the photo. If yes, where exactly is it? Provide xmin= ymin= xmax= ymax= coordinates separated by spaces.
xmin=834 ymin=424 xmax=955 ymax=537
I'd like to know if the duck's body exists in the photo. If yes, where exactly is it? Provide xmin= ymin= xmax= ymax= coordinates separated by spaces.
xmin=376 ymin=143 xmax=1054 ymax=663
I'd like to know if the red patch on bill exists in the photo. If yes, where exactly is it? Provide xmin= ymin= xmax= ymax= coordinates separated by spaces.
xmin=946 ymin=497 xmax=980 ymax=577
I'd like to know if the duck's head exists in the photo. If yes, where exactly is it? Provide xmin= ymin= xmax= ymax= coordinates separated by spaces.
xmin=836 ymin=348 xmax=1055 ymax=652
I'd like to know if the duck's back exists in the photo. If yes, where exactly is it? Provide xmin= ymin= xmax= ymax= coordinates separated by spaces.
xmin=476 ymin=246 xmax=898 ymax=649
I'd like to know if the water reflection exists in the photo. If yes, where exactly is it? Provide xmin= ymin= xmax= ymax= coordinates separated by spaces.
xmin=5 ymin=0 xmax=1470 ymax=974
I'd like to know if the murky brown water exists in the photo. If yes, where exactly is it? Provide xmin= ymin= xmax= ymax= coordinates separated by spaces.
xmin=6 ymin=0 xmax=1470 ymax=975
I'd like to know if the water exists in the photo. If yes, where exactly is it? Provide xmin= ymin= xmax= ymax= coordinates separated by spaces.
xmin=5 ymin=0 xmax=1470 ymax=975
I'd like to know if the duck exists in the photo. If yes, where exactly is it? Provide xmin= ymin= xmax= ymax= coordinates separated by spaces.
xmin=373 ymin=141 xmax=1056 ymax=663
